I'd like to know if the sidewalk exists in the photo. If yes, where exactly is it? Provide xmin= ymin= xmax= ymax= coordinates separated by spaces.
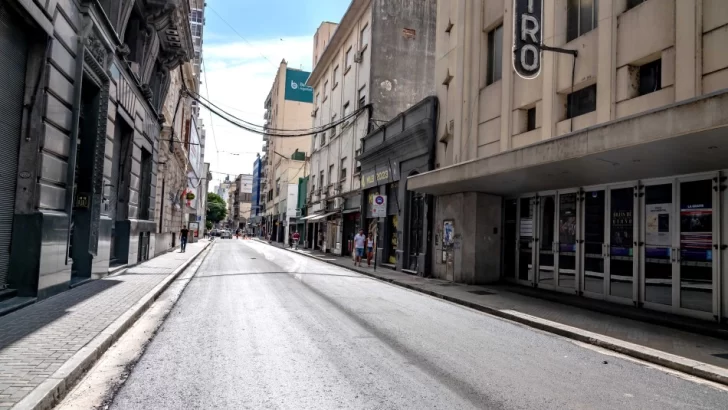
xmin=259 ymin=239 xmax=728 ymax=385
xmin=0 ymin=240 xmax=210 ymax=410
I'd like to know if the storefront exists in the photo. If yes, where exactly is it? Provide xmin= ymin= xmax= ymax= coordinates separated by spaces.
xmin=358 ymin=97 xmax=437 ymax=274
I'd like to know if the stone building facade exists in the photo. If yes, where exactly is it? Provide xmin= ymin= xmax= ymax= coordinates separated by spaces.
xmin=2 ymin=0 xmax=192 ymax=300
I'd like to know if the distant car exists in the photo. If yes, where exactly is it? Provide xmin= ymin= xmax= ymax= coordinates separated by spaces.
xmin=220 ymin=230 xmax=232 ymax=239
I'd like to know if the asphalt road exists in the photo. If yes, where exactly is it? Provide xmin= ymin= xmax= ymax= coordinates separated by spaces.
xmin=109 ymin=239 xmax=728 ymax=410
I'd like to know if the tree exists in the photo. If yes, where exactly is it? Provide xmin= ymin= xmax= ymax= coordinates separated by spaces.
xmin=206 ymin=192 xmax=227 ymax=224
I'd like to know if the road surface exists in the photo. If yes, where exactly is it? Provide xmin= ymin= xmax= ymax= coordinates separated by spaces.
xmin=109 ymin=239 xmax=728 ymax=409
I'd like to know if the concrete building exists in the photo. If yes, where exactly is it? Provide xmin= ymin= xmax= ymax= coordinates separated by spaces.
xmin=233 ymin=174 xmax=253 ymax=230
xmin=262 ymin=60 xmax=313 ymax=243
xmin=189 ymin=0 xmax=205 ymax=118
xmin=1 ymin=0 xmax=192 ymax=301
xmin=251 ymin=155 xmax=265 ymax=236
xmin=408 ymin=0 xmax=728 ymax=322
xmin=305 ymin=0 xmax=437 ymax=256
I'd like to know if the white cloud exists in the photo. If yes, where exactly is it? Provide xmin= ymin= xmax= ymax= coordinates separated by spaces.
xmin=200 ymin=36 xmax=314 ymax=188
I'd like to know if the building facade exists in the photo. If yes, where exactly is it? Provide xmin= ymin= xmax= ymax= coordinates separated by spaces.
xmin=408 ymin=0 xmax=728 ymax=322
xmin=251 ymin=156 xmax=264 ymax=235
xmin=305 ymin=0 xmax=437 ymax=256
xmin=262 ymin=60 xmax=313 ymax=242
xmin=359 ymin=97 xmax=438 ymax=274
xmin=2 ymin=0 xmax=191 ymax=300
xmin=233 ymin=174 xmax=253 ymax=230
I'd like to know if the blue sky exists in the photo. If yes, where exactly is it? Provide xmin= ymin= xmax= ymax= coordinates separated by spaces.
xmin=200 ymin=1 xmax=350 ymax=187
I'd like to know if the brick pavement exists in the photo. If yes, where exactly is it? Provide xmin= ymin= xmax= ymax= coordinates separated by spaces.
xmin=259 ymin=239 xmax=728 ymax=371
xmin=0 ymin=241 xmax=207 ymax=410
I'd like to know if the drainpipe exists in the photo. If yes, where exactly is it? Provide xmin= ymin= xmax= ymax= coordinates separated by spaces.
xmin=64 ymin=20 xmax=93 ymax=262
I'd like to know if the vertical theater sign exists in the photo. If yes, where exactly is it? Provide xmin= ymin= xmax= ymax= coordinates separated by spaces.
xmin=513 ymin=0 xmax=543 ymax=79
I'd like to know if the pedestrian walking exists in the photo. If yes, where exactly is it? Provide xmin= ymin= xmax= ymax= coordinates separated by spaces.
xmin=292 ymin=231 xmax=300 ymax=250
xmin=353 ymin=229 xmax=366 ymax=267
xmin=180 ymin=226 xmax=189 ymax=252
xmin=367 ymin=233 xmax=374 ymax=266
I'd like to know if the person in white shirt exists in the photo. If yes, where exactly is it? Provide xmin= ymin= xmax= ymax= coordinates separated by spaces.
xmin=353 ymin=229 xmax=366 ymax=267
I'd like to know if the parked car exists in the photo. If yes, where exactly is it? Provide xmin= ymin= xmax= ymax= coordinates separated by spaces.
xmin=220 ymin=230 xmax=232 ymax=239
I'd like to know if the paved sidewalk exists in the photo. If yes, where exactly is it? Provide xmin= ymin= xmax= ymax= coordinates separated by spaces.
xmin=0 ymin=240 xmax=209 ymax=410
xmin=258 ymin=239 xmax=728 ymax=382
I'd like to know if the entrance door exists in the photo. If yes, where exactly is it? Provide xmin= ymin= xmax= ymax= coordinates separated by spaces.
xmin=0 ymin=7 xmax=28 ymax=288
xmin=676 ymin=176 xmax=716 ymax=314
xmin=537 ymin=194 xmax=557 ymax=287
xmin=503 ymin=199 xmax=518 ymax=280
xmin=582 ymin=188 xmax=607 ymax=296
xmin=556 ymin=191 xmax=579 ymax=291
xmin=607 ymin=185 xmax=637 ymax=304
xmin=641 ymin=180 xmax=674 ymax=309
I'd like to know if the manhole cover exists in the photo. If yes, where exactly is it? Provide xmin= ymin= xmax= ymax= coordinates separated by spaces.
xmin=713 ymin=353 xmax=728 ymax=360
xmin=468 ymin=290 xmax=496 ymax=296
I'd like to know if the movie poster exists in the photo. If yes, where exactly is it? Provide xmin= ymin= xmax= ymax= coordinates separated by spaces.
xmin=646 ymin=203 xmax=671 ymax=246
xmin=559 ymin=194 xmax=577 ymax=252
xmin=680 ymin=203 xmax=712 ymax=262
xmin=610 ymin=197 xmax=633 ymax=257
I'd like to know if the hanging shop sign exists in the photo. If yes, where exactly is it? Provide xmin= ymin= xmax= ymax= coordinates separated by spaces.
xmin=513 ymin=0 xmax=543 ymax=79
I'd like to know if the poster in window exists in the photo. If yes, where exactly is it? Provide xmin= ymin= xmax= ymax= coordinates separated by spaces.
xmin=519 ymin=218 xmax=533 ymax=238
xmin=443 ymin=220 xmax=454 ymax=247
xmin=680 ymin=203 xmax=712 ymax=262
xmin=559 ymin=194 xmax=577 ymax=252
xmin=610 ymin=203 xmax=633 ymax=257
xmin=646 ymin=203 xmax=671 ymax=247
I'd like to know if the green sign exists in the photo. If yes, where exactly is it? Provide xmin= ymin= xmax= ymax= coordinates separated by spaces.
xmin=284 ymin=68 xmax=313 ymax=103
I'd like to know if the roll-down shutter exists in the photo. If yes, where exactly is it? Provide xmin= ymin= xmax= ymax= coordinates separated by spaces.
xmin=0 ymin=6 xmax=29 ymax=288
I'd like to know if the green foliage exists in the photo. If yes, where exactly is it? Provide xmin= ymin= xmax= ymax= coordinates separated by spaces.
xmin=206 ymin=192 xmax=227 ymax=223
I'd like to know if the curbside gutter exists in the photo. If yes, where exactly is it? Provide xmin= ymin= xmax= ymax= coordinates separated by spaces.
xmin=263 ymin=241 xmax=728 ymax=387
xmin=13 ymin=241 xmax=213 ymax=410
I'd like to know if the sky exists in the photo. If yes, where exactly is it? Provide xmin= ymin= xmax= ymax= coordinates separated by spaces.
xmin=199 ymin=0 xmax=350 ymax=190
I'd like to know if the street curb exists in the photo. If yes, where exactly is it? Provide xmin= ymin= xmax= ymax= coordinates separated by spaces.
xmin=258 ymin=240 xmax=728 ymax=387
xmin=13 ymin=241 xmax=213 ymax=410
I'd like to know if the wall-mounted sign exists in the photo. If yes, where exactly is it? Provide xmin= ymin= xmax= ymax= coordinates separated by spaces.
xmin=285 ymin=68 xmax=314 ymax=103
xmin=513 ymin=0 xmax=543 ymax=79
xmin=74 ymin=193 xmax=90 ymax=209
xmin=372 ymin=195 xmax=387 ymax=218
xmin=360 ymin=163 xmax=400 ymax=189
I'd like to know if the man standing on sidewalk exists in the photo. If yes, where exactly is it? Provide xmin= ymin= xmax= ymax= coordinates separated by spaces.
xmin=292 ymin=230 xmax=300 ymax=250
xmin=353 ymin=229 xmax=366 ymax=267
xmin=180 ymin=226 xmax=189 ymax=253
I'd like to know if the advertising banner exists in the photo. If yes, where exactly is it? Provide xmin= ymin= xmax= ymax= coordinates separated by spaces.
xmin=680 ymin=203 xmax=713 ymax=262
xmin=284 ymin=68 xmax=313 ymax=103
xmin=646 ymin=203 xmax=671 ymax=247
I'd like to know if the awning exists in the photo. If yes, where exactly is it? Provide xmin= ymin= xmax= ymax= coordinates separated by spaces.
xmin=306 ymin=211 xmax=338 ymax=222
xmin=342 ymin=208 xmax=360 ymax=214
xmin=300 ymin=213 xmax=324 ymax=221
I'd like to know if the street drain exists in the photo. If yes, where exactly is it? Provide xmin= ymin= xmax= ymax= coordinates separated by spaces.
xmin=468 ymin=290 xmax=496 ymax=296
xmin=713 ymin=353 xmax=728 ymax=360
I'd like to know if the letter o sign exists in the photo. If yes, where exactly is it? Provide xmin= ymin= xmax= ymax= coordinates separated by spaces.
xmin=513 ymin=0 xmax=543 ymax=79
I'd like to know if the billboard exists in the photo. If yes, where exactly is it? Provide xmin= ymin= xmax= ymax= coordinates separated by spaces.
xmin=284 ymin=68 xmax=314 ymax=103
xmin=513 ymin=0 xmax=543 ymax=79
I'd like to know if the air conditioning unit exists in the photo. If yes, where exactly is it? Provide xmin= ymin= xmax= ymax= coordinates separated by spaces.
xmin=334 ymin=197 xmax=345 ymax=210
xmin=354 ymin=50 xmax=363 ymax=63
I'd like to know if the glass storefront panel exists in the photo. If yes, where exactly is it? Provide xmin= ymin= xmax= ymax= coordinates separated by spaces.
xmin=558 ymin=193 xmax=577 ymax=289
xmin=583 ymin=190 xmax=605 ymax=294
xmin=644 ymin=184 xmax=673 ymax=305
xmin=609 ymin=188 xmax=635 ymax=299
xmin=504 ymin=199 xmax=517 ymax=279
xmin=679 ymin=179 xmax=713 ymax=312
xmin=518 ymin=197 xmax=533 ymax=281
xmin=538 ymin=196 xmax=556 ymax=285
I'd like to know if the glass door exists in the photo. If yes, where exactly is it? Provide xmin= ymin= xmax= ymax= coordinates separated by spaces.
xmin=537 ymin=194 xmax=557 ymax=288
xmin=676 ymin=175 xmax=717 ymax=315
xmin=607 ymin=185 xmax=637 ymax=304
xmin=557 ymin=191 xmax=579 ymax=291
xmin=503 ymin=199 xmax=518 ymax=280
xmin=517 ymin=197 xmax=536 ymax=284
xmin=582 ymin=188 xmax=607 ymax=297
xmin=641 ymin=181 xmax=674 ymax=309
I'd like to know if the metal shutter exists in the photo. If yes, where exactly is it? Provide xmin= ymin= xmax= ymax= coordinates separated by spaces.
xmin=0 ymin=6 xmax=28 ymax=288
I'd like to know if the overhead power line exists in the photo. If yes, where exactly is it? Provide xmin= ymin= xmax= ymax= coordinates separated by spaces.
xmin=207 ymin=6 xmax=277 ymax=68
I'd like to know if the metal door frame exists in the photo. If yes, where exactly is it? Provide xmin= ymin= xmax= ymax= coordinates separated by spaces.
xmin=552 ymin=188 xmax=581 ymax=294
xmin=515 ymin=194 xmax=537 ymax=286
xmin=580 ymin=184 xmax=609 ymax=300
xmin=605 ymin=181 xmax=639 ymax=306
xmin=535 ymin=190 xmax=558 ymax=290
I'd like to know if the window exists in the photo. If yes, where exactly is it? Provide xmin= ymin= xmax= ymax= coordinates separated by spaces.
xmin=275 ymin=178 xmax=280 ymax=196
xmin=321 ymin=131 xmax=327 ymax=146
xmin=360 ymin=23 xmax=369 ymax=49
xmin=566 ymin=0 xmax=598 ymax=42
xmin=566 ymin=84 xmax=597 ymax=119
xmin=340 ymin=158 xmax=347 ymax=181
xmin=358 ymin=87 xmax=366 ymax=108
xmin=638 ymin=59 xmax=661 ymax=96
xmin=331 ymin=114 xmax=337 ymax=135
xmin=323 ymin=80 xmax=328 ymax=99
xmin=319 ymin=171 xmax=324 ymax=190
xmin=332 ymin=66 xmax=339 ymax=88
xmin=526 ymin=107 xmax=536 ymax=131
xmin=345 ymin=47 xmax=353 ymax=69
xmin=329 ymin=164 xmax=335 ymax=185
xmin=486 ymin=24 xmax=503 ymax=85
xmin=626 ymin=0 xmax=645 ymax=10
xmin=315 ymin=92 xmax=320 ymax=108
xmin=343 ymin=102 xmax=350 ymax=119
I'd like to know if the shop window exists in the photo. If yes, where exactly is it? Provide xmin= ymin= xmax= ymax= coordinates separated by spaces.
xmin=486 ymin=24 xmax=503 ymax=85
xmin=566 ymin=84 xmax=597 ymax=119
xmin=638 ymin=59 xmax=661 ymax=96
xmin=526 ymin=107 xmax=536 ymax=131
xmin=566 ymin=0 xmax=598 ymax=43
